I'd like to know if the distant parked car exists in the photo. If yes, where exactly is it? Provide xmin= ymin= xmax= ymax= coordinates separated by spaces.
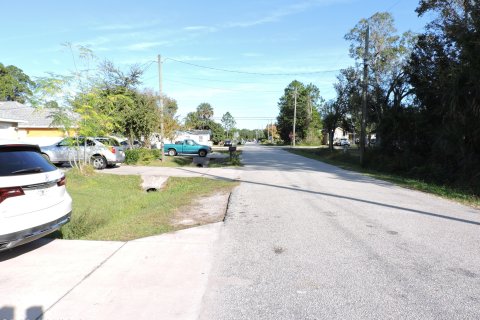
xmin=0 ymin=140 xmax=72 ymax=251
xmin=41 ymin=137 xmax=125 ymax=169
xmin=120 ymin=139 xmax=143 ymax=150
xmin=163 ymin=139 xmax=212 ymax=157
xmin=340 ymin=138 xmax=350 ymax=146
xmin=334 ymin=138 xmax=350 ymax=146
xmin=224 ymin=140 xmax=232 ymax=147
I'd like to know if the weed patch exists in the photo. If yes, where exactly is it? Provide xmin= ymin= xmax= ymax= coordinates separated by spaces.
xmin=58 ymin=171 xmax=238 ymax=241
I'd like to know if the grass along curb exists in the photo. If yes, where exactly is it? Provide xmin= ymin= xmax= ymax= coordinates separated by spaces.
xmin=128 ymin=151 xmax=243 ymax=167
xmin=287 ymin=147 xmax=480 ymax=209
xmin=55 ymin=170 xmax=238 ymax=241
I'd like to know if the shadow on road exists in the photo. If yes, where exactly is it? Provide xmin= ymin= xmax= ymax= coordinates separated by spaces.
xmin=177 ymin=167 xmax=480 ymax=227
xmin=0 ymin=238 xmax=54 ymax=262
xmin=0 ymin=305 xmax=44 ymax=320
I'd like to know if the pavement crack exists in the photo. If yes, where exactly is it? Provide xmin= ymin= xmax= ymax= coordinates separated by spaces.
xmin=36 ymin=241 xmax=129 ymax=320
xmin=223 ymin=192 xmax=234 ymax=222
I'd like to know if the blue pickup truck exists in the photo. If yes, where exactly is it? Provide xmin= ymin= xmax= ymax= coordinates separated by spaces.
xmin=164 ymin=139 xmax=212 ymax=157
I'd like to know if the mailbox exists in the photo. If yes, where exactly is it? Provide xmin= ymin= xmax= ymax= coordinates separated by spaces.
xmin=229 ymin=146 xmax=237 ymax=152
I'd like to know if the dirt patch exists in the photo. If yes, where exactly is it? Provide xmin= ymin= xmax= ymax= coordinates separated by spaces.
xmin=171 ymin=192 xmax=231 ymax=228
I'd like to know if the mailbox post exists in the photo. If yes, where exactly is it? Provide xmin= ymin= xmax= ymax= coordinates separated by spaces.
xmin=229 ymin=146 xmax=237 ymax=161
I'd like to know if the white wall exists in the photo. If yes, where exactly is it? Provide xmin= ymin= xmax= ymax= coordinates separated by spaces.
xmin=167 ymin=132 xmax=212 ymax=146
xmin=0 ymin=122 xmax=18 ymax=139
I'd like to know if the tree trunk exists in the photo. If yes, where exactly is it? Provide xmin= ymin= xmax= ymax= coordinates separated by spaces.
xmin=329 ymin=130 xmax=334 ymax=151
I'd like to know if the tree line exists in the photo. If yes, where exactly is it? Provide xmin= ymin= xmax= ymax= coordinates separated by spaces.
xmin=275 ymin=1 xmax=480 ymax=194
xmin=0 ymin=44 xmax=254 ymax=147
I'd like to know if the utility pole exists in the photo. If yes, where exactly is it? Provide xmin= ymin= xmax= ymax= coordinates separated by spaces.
xmin=360 ymin=24 xmax=369 ymax=166
xmin=271 ymin=119 xmax=274 ymax=142
xmin=293 ymin=87 xmax=297 ymax=147
xmin=158 ymin=54 xmax=164 ymax=163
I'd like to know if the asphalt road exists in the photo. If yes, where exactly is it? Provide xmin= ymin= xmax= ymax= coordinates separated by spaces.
xmin=200 ymin=145 xmax=480 ymax=320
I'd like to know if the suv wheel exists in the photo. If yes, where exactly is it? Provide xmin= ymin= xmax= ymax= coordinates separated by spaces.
xmin=91 ymin=155 xmax=107 ymax=170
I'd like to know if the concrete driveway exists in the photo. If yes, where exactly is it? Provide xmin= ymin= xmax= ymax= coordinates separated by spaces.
xmin=1 ymin=162 xmax=243 ymax=320
xmin=0 ymin=223 xmax=223 ymax=320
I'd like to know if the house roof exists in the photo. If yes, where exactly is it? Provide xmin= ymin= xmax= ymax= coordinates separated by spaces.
xmin=177 ymin=130 xmax=211 ymax=135
xmin=0 ymin=117 xmax=27 ymax=124
xmin=0 ymin=101 xmax=74 ymax=128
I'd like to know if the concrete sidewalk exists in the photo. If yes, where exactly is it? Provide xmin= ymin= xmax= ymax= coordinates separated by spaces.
xmin=0 ymin=223 xmax=223 ymax=320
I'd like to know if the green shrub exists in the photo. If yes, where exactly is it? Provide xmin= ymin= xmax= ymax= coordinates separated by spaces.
xmin=125 ymin=149 xmax=141 ymax=164
xmin=59 ymin=210 xmax=107 ymax=239
xmin=125 ymin=148 xmax=161 ymax=165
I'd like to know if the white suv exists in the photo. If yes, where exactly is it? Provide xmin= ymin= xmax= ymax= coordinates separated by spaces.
xmin=41 ymin=137 xmax=125 ymax=169
xmin=0 ymin=140 xmax=72 ymax=251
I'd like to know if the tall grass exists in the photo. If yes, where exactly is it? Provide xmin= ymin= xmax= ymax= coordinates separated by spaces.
xmin=58 ymin=171 xmax=238 ymax=241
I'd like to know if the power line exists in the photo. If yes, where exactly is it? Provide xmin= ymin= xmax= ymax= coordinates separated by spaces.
xmin=166 ymin=74 xmax=279 ymax=84
xmin=139 ymin=60 xmax=156 ymax=73
xmin=212 ymin=117 xmax=276 ymax=120
xmin=164 ymin=56 xmax=341 ymax=76
xmin=386 ymin=0 xmax=403 ymax=12
xmin=165 ymin=78 xmax=280 ymax=94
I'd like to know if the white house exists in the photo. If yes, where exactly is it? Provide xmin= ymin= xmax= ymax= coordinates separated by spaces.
xmin=0 ymin=117 xmax=27 ymax=140
xmin=0 ymin=101 xmax=76 ymax=146
xmin=166 ymin=130 xmax=212 ymax=146
xmin=323 ymin=127 xmax=353 ymax=145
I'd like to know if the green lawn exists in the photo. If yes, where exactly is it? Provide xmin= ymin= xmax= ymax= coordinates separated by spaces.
xmin=288 ymin=147 xmax=480 ymax=208
xmin=56 ymin=170 xmax=238 ymax=241
xmin=135 ymin=151 xmax=243 ymax=167
xmin=135 ymin=155 xmax=194 ymax=167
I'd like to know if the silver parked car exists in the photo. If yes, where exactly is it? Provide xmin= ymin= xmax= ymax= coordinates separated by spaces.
xmin=41 ymin=137 xmax=125 ymax=169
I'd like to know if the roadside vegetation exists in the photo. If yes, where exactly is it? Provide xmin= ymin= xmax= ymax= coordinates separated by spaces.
xmin=55 ymin=169 xmax=238 ymax=241
xmin=288 ymin=147 xmax=480 ymax=208
xmin=209 ymin=150 xmax=242 ymax=167
xmin=124 ymin=148 xmax=242 ymax=167
xmin=273 ymin=4 xmax=480 ymax=197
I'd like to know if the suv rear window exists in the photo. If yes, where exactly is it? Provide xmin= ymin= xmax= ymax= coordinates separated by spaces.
xmin=0 ymin=147 xmax=57 ymax=176
xmin=95 ymin=138 xmax=120 ymax=146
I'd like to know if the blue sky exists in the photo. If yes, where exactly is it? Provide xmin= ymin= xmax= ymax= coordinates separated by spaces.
xmin=2 ymin=0 xmax=428 ymax=129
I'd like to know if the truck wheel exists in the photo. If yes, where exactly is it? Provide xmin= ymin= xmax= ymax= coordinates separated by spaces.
xmin=168 ymin=149 xmax=177 ymax=156
xmin=198 ymin=150 xmax=207 ymax=157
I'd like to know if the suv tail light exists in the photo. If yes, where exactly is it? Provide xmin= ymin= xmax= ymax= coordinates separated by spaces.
xmin=0 ymin=187 xmax=25 ymax=204
xmin=57 ymin=175 xmax=67 ymax=187
xmin=109 ymin=146 xmax=116 ymax=154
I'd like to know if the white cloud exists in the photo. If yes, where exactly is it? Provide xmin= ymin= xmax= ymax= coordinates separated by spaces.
xmin=183 ymin=25 xmax=217 ymax=32
xmin=168 ymin=55 xmax=216 ymax=62
xmin=74 ymin=36 xmax=111 ymax=47
xmin=123 ymin=41 xmax=169 ymax=51
xmin=242 ymin=52 xmax=263 ymax=57
xmin=94 ymin=24 xmax=135 ymax=31
xmin=92 ymin=20 xmax=161 ymax=32
xmin=50 ymin=59 xmax=62 ymax=65
xmin=226 ymin=0 xmax=349 ymax=28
